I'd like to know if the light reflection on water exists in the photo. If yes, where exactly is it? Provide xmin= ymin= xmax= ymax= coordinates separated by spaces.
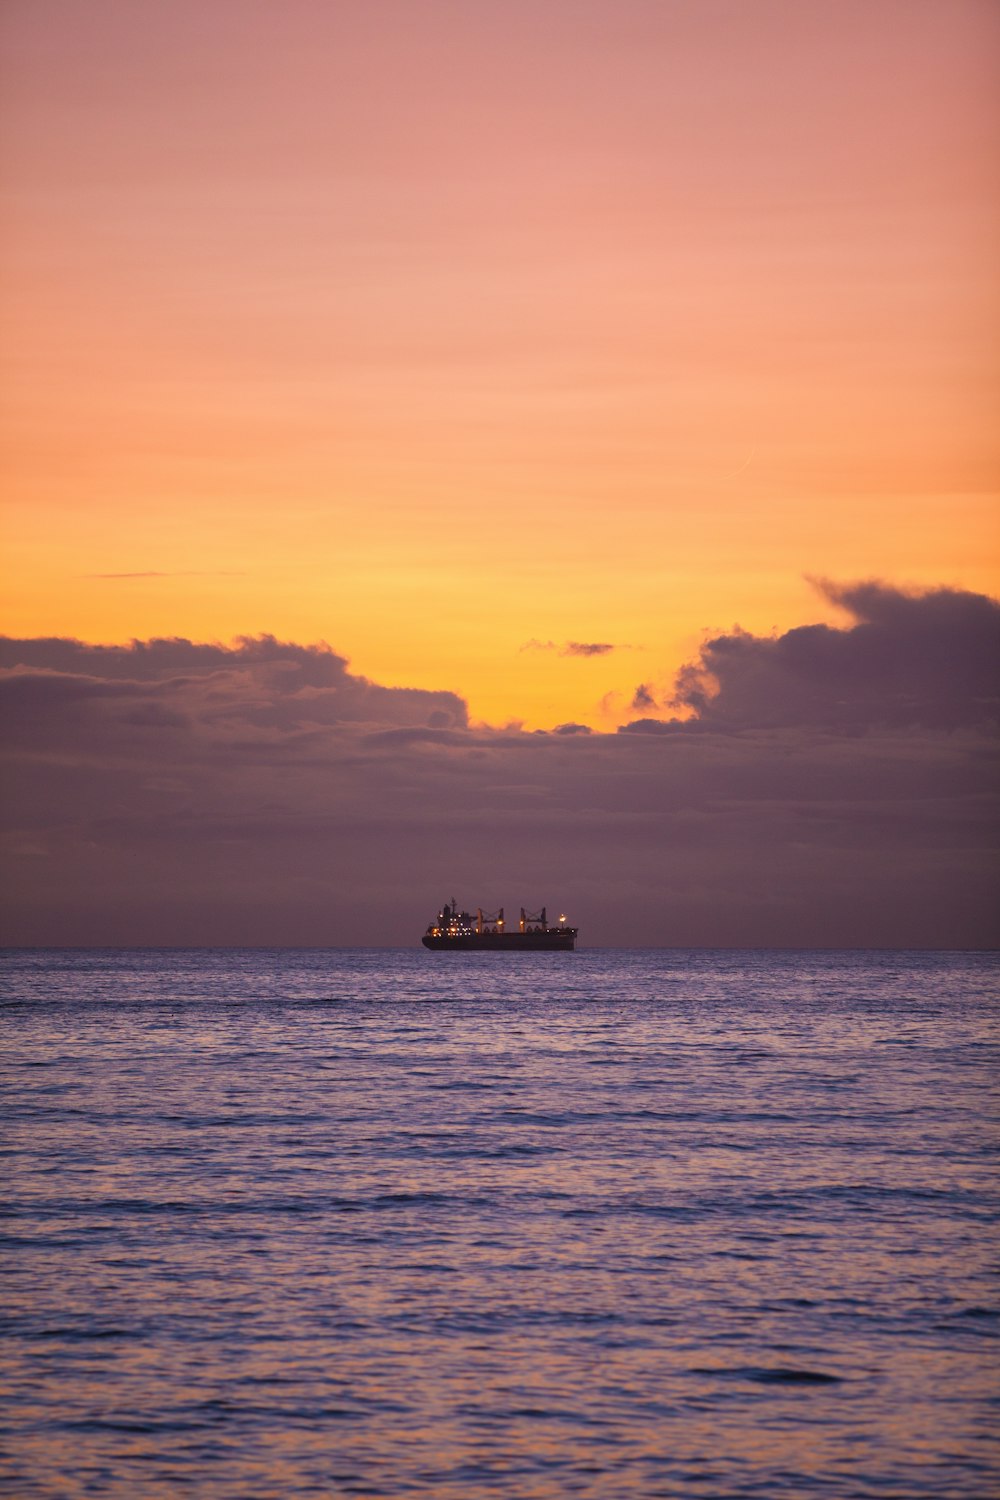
xmin=2 ymin=948 xmax=998 ymax=1498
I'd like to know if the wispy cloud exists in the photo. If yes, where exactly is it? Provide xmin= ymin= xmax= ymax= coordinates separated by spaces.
xmin=86 ymin=571 xmax=247 ymax=579
xmin=565 ymin=641 xmax=616 ymax=657
xmin=521 ymin=639 xmax=621 ymax=657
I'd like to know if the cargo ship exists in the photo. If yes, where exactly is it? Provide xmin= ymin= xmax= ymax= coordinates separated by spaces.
xmin=422 ymin=900 xmax=577 ymax=951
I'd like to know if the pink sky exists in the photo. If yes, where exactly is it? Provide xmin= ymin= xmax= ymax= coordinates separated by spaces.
xmin=2 ymin=0 xmax=997 ymax=727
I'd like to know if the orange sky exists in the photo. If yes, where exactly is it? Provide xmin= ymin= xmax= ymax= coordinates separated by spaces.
xmin=2 ymin=0 xmax=998 ymax=728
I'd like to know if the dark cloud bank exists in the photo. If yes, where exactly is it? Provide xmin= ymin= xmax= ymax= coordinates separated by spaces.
xmin=2 ymin=584 xmax=998 ymax=947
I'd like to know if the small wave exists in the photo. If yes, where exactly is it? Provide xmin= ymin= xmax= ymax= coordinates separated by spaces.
xmin=33 ymin=1326 xmax=133 ymax=1341
xmin=61 ymin=1417 xmax=213 ymax=1434
xmin=428 ymin=1080 xmax=497 ymax=1091
xmin=692 ymin=1365 xmax=845 ymax=1386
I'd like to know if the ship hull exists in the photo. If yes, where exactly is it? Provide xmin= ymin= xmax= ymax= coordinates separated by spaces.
xmin=422 ymin=930 xmax=576 ymax=951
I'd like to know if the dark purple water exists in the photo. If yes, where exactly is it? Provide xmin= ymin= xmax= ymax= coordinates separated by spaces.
xmin=2 ymin=948 xmax=998 ymax=1498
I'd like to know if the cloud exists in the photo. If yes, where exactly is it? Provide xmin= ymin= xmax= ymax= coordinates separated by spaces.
xmin=618 ymin=717 xmax=671 ymax=735
xmin=631 ymin=683 xmax=657 ymax=711
xmin=564 ymin=642 xmax=616 ymax=657
xmin=86 ymin=571 xmax=247 ymax=579
xmin=521 ymin=639 xmax=620 ymax=657
xmin=659 ymin=581 xmax=1000 ymax=733
xmin=1 ymin=594 xmax=997 ymax=948
xmin=0 ymin=636 xmax=469 ymax=734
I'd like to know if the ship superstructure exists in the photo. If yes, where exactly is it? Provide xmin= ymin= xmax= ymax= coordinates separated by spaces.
xmin=422 ymin=900 xmax=577 ymax=951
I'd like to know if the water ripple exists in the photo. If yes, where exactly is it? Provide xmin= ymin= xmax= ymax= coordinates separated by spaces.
xmin=2 ymin=947 xmax=998 ymax=1499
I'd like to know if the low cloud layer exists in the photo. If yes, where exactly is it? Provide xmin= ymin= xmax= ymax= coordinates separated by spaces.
xmin=2 ymin=584 xmax=998 ymax=947
xmin=659 ymin=582 xmax=1000 ymax=732
xmin=0 ymin=635 xmax=468 ymax=736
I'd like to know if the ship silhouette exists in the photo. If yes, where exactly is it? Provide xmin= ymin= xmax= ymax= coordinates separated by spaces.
xmin=422 ymin=900 xmax=577 ymax=951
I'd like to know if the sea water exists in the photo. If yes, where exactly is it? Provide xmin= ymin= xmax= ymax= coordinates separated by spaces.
xmin=2 ymin=948 xmax=997 ymax=1498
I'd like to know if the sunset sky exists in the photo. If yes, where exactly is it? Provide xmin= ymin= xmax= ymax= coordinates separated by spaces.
xmin=2 ymin=1 xmax=998 ymax=944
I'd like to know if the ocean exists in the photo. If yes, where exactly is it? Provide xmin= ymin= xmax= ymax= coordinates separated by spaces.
xmin=2 ymin=948 xmax=997 ymax=1498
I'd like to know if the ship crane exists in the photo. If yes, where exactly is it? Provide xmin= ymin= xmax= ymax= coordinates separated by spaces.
xmin=520 ymin=907 xmax=547 ymax=932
